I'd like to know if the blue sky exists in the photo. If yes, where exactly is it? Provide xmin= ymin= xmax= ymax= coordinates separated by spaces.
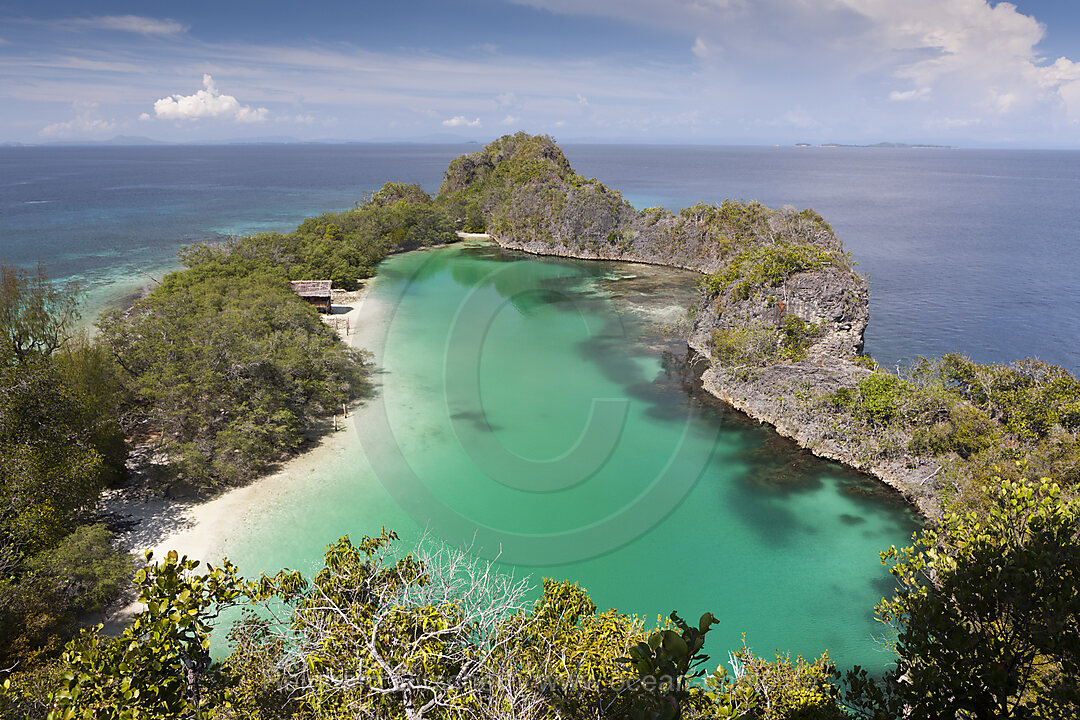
xmin=3 ymin=0 xmax=1080 ymax=146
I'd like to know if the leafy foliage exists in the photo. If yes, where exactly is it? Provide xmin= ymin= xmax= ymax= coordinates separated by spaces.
xmin=181 ymin=182 xmax=458 ymax=290
xmin=936 ymin=354 xmax=1080 ymax=441
xmin=848 ymin=476 xmax=1080 ymax=719
xmin=98 ymin=272 xmax=368 ymax=489
xmin=0 ymin=524 xmax=132 ymax=669
xmin=707 ymin=645 xmax=844 ymax=720
xmin=0 ymin=360 xmax=110 ymax=550
xmin=709 ymin=316 xmax=823 ymax=367
xmin=0 ymin=266 xmax=133 ymax=672
xmin=700 ymin=243 xmax=846 ymax=302
xmin=819 ymin=355 xmax=1080 ymax=509
xmin=0 ymin=261 xmax=79 ymax=366
xmin=227 ymin=530 xmax=536 ymax=719
xmin=505 ymin=579 xmax=650 ymax=719
xmin=709 ymin=324 xmax=782 ymax=368
xmin=47 ymin=550 xmax=245 ymax=720
xmin=619 ymin=611 xmax=718 ymax=720
xmin=825 ymin=374 xmax=909 ymax=428
xmin=778 ymin=316 xmax=823 ymax=362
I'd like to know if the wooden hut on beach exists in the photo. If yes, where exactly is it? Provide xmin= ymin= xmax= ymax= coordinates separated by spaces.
xmin=290 ymin=280 xmax=332 ymax=313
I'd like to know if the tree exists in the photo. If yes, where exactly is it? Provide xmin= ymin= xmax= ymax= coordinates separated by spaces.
xmin=706 ymin=644 xmax=844 ymax=720
xmin=0 ymin=360 xmax=106 ymax=550
xmin=847 ymin=475 xmax=1080 ymax=719
xmin=619 ymin=611 xmax=718 ymax=720
xmin=46 ymin=550 xmax=245 ymax=720
xmin=98 ymin=272 xmax=368 ymax=489
xmin=227 ymin=530 xmax=535 ymax=720
xmin=0 ymin=261 xmax=79 ymax=365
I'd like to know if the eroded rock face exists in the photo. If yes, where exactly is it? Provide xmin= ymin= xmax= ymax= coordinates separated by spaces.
xmin=455 ymin=133 xmax=935 ymax=516
xmin=687 ymin=266 xmax=868 ymax=358
xmin=491 ymin=233 xmax=938 ymax=517
xmin=682 ymin=267 xmax=939 ymax=517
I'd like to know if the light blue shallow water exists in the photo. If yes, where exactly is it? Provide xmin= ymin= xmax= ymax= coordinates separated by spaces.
xmin=214 ymin=243 xmax=918 ymax=670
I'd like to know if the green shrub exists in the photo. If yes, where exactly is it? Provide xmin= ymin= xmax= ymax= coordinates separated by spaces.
xmin=778 ymin=315 xmax=823 ymax=361
xmin=909 ymin=403 xmax=998 ymax=459
xmin=824 ymin=373 xmax=909 ymax=428
xmin=708 ymin=645 xmax=845 ymax=720
xmin=824 ymin=386 xmax=855 ymax=410
xmin=710 ymin=324 xmax=780 ymax=367
xmin=700 ymin=242 xmax=844 ymax=300
xmin=853 ymin=354 xmax=877 ymax=370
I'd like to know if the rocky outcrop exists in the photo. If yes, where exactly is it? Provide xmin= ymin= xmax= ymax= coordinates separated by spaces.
xmin=493 ymin=234 xmax=940 ymax=518
xmin=687 ymin=345 xmax=941 ymax=518
xmin=447 ymin=133 xmax=938 ymax=517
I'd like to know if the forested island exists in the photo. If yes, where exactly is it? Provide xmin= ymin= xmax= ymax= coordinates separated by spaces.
xmin=1 ymin=134 xmax=1077 ymax=718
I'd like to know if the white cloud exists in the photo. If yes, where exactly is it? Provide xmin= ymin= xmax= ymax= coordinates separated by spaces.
xmin=39 ymin=102 xmax=117 ymax=138
xmin=8 ymin=0 xmax=1080 ymax=144
xmin=496 ymin=91 xmax=519 ymax=108
xmin=889 ymin=87 xmax=930 ymax=101
xmin=842 ymin=0 xmax=1080 ymax=116
xmin=276 ymin=113 xmax=318 ymax=124
xmin=442 ymin=115 xmax=481 ymax=127
xmin=151 ymin=75 xmax=269 ymax=122
xmin=767 ymin=107 xmax=817 ymax=128
xmin=511 ymin=0 xmax=1080 ymax=136
xmin=68 ymin=15 xmax=187 ymax=36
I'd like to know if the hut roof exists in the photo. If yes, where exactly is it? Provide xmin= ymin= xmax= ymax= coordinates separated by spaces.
xmin=289 ymin=280 xmax=332 ymax=298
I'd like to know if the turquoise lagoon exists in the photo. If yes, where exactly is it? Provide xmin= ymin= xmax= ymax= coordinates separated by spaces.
xmin=216 ymin=240 xmax=919 ymax=671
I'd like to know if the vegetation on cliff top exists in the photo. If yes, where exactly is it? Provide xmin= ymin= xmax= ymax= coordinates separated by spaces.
xmin=813 ymin=353 xmax=1080 ymax=512
xmin=436 ymin=133 xmax=856 ymax=290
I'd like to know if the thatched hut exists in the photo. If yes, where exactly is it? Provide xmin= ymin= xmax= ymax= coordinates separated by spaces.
xmin=290 ymin=280 xmax=333 ymax=313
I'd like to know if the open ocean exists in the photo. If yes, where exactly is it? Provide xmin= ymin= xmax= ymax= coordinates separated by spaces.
xmin=2 ymin=142 xmax=1077 ymax=373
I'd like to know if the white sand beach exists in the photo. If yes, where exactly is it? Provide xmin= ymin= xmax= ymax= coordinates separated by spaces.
xmin=102 ymin=279 xmax=376 ymax=567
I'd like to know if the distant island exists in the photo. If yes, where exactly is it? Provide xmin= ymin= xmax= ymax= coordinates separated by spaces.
xmin=796 ymin=141 xmax=956 ymax=149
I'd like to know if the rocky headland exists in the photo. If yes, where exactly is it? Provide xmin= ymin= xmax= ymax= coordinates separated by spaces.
xmin=440 ymin=133 xmax=942 ymax=517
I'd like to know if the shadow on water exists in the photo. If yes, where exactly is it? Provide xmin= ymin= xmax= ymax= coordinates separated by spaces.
xmin=450 ymin=410 xmax=504 ymax=433
xmin=405 ymin=243 xmax=922 ymax=551
xmin=869 ymin=572 xmax=901 ymax=601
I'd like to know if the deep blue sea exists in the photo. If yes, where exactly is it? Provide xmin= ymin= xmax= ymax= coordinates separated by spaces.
xmin=2 ymin=143 xmax=1078 ymax=373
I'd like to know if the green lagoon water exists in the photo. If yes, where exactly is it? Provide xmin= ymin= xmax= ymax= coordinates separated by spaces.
xmin=218 ymin=240 xmax=918 ymax=670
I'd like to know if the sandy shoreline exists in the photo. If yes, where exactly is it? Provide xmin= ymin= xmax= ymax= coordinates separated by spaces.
xmin=102 ymin=279 xmax=377 ymax=566
xmin=103 ymin=237 xmax=491 ymax=570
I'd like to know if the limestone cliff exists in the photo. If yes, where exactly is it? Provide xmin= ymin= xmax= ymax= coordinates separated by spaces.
xmin=442 ymin=133 xmax=939 ymax=516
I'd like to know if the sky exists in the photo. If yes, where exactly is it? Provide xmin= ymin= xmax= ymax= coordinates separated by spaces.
xmin=3 ymin=0 xmax=1080 ymax=146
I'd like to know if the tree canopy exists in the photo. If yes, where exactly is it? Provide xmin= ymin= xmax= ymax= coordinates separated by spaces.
xmin=848 ymin=476 xmax=1080 ymax=719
